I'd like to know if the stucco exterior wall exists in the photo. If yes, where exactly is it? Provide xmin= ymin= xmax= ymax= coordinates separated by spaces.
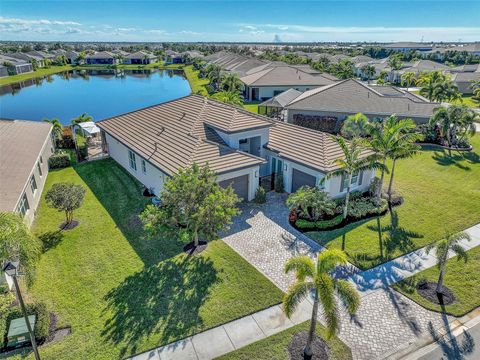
xmin=16 ymin=132 xmax=54 ymax=227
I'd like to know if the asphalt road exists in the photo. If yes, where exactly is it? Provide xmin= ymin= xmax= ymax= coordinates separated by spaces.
xmin=419 ymin=321 xmax=480 ymax=360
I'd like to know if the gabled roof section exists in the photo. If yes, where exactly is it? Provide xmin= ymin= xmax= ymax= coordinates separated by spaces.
xmin=286 ymin=79 xmax=439 ymax=118
xmin=96 ymin=95 xmax=267 ymax=176
xmin=259 ymin=88 xmax=302 ymax=108
xmin=240 ymin=65 xmax=336 ymax=87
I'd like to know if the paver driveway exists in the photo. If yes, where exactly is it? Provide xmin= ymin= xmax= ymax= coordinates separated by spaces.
xmin=222 ymin=192 xmax=448 ymax=360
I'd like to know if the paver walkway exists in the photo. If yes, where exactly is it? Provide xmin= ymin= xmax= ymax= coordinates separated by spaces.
xmin=130 ymin=193 xmax=480 ymax=360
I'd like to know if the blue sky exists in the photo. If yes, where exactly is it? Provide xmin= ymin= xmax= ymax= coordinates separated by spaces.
xmin=1 ymin=1 xmax=479 ymax=42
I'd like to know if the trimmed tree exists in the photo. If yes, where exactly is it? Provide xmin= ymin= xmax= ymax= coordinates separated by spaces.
xmin=0 ymin=212 xmax=42 ymax=284
xmin=283 ymin=250 xmax=360 ymax=359
xmin=140 ymin=163 xmax=240 ymax=250
xmin=45 ymin=182 xmax=86 ymax=227
xmin=426 ymin=232 xmax=471 ymax=295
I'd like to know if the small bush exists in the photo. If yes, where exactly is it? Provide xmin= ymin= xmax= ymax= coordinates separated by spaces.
xmin=57 ymin=135 xmax=75 ymax=149
xmin=348 ymin=197 xmax=387 ymax=219
xmin=78 ymin=146 xmax=88 ymax=161
xmin=295 ymin=214 xmax=343 ymax=230
xmin=253 ymin=186 xmax=267 ymax=204
xmin=274 ymin=174 xmax=284 ymax=193
xmin=48 ymin=153 xmax=71 ymax=169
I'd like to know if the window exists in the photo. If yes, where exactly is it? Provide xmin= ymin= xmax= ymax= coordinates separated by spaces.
xmin=128 ymin=150 xmax=137 ymax=171
xmin=239 ymin=139 xmax=248 ymax=144
xmin=30 ymin=175 xmax=37 ymax=194
xmin=351 ymin=171 xmax=359 ymax=185
xmin=141 ymin=159 xmax=147 ymax=174
xmin=16 ymin=193 xmax=30 ymax=216
xmin=37 ymin=161 xmax=43 ymax=176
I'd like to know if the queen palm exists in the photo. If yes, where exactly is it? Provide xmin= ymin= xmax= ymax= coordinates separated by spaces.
xmin=326 ymin=137 xmax=385 ymax=219
xmin=367 ymin=115 xmax=416 ymax=203
xmin=71 ymin=112 xmax=93 ymax=125
xmin=426 ymin=232 xmax=471 ymax=295
xmin=284 ymin=250 xmax=360 ymax=359
xmin=360 ymin=64 xmax=376 ymax=84
xmin=211 ymin=91 xmax=243 ymax=106
xmin=205 ymin=64 xmax=222 ymax=89
xmin=417 ymin=71 xmax=447 ymax=101
xmin=341 ymin=113 xmax=370 ymax=139
xmin=401 ymin=71 xmax=416 ymax=92
xmin=220 ymin=72 xmax=244 ymax=93
xmin=43 ymin=118 xmax=63 ymax=143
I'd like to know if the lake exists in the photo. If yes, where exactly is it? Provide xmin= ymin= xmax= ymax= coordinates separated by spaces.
xmin=0 ymin=69 xmax=191 ymax=125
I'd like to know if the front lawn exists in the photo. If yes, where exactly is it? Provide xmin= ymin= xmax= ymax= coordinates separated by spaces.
xmin=243 ymin=104 xmax=259 ymax=114
xmin=0 ymin=65 xmax=72 ymax=86
xmin=393 ymin=245 xmax=480 ymax=316
xmin=19 ymin=159 xmax=283 ymax=360
xmin=216 ymin=321 xmax=352 ymax=360
xmin=307 ymin=134 xmax=480 ymax=270
xmin=452 ymin=94 xmax=480 ymax=109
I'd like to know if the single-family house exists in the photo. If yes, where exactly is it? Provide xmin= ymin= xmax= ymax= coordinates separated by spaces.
xmin=86 ymin=51 xmax=119 ymax=65
xmin=27 ymin=50 xmax=55 ymax=60
xmin=0 ymin=65 xmax=9 ymax=78
xmin=124 ymin=51 xmax=158 ymax=65
xmin=164 ymin=50 xmax=183 ymax=64
xmin=240 ymin=65 xmax=337 ymax=102
xmin=0 ymin=55 xmax=33 ymax=75
xmin=284 ymin=79 xmax=439 ymax=129
xmin=65 ymin=50 xmax=81 ymax=65
xmin=450 ymin=72 xmax=480 ymax=94
xmin=0 ymin=119 xmax=54 ymax=226
xmin=96 ymin=95 xmax=375 ymax=200
xmin=5 ymin=52 xmax=45 ymax=68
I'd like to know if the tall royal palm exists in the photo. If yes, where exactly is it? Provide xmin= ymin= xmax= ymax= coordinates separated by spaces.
xmin=426 ymin=232 xmax=471 ymax=295
xmin=326 ymin=137 xmax=384 ymax=219
xmin=367 ymin=115 xmax=416 ymax=203
xmin=283 ymin=250 xmax=360 ymax=359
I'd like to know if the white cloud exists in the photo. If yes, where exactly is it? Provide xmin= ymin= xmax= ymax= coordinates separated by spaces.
xmin=180 ymin=30 xmax=202 ymax=35
xmin=0 ymin=16 xmax=81 ymax=26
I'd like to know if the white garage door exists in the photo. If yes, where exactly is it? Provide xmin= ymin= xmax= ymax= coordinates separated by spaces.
xmin=219 ymin=174 xmax=249 ymax=201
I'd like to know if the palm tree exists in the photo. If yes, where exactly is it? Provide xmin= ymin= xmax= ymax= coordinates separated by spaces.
xmin=71 ymin=113 xmax=93 ymax=126
xmin=283 ymin=250 xmax=360 ymax=359
xmin=220 ymin=72 xmax=244 ymax=93
xmin=341 ymin=113 xmax=370 ymax=139
xmin=388 ymin=55 xmax=403 ymax=71
xmin=367 ymin=115 xmax=416 ymax=203
xmin=43 ymin=118 xmax=63 ymax=145
xmin=211 ymin=91 xmax=244 ymax=106
xmin=400 ymin=72 xmax=417 ymax=92
xmin=387 ymin=141 xmax=421 ymax=203
xmin=378 ymin=70 xmax=389 ymax=84
xmin=471 ymin=80 xmax=480 ymax=99
xmin=360 ymin=64 xmax=376 ymax=84
xmin=205 ymin=64 xmax=222 ymax=89
xmin=326 ymin=137 xmax=385 ymax=219
xmin=426 ymin=232 xmax=471 ymax=295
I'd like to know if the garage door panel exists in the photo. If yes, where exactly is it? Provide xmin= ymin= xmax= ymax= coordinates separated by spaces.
xmin=291 ymin=168 xmax=316 ymax=193
xmin=219 ymin=174 xmax=249 ymax=201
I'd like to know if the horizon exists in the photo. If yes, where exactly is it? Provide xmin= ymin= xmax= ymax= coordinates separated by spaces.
xmin=1 ymin=1 xmax=480 ymax=43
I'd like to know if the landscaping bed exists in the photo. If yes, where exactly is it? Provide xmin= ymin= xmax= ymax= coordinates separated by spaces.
xmin=25 ymin=159 xmax=283 ymax=360
xmin=392 ymin=245 xmax=480 ymax=317
xmin=306 ymin=135 xmax=480 ymax=270
xmin=215 ymin=321 xmax=352 ymax=360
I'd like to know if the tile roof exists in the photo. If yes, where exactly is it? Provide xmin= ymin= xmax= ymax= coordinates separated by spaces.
xmin=259 ymin=88 xmax=302 ymax=108
xmin=96 ymin=95 xmax=268 ymax=176
xmin=126 ymin=51 xmax=157 ymax=59
xmin=86 ymin=51 xmax=115 ymax=59
xmin=286 ymin=79 xmax=438 ymax=119
xmin=0 ymin=119 xmax=52 ymax=211
xmin=240 ymin=65 xmax=336 ymax=87
xmin=266 ymin=121 xmax=373 ymax=173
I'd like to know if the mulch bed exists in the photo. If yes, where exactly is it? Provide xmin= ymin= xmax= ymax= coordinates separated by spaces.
xmin=183 ymin=241 xmax=208 ymax=255
xmin=287 ymin=331 xmax=330 ymax=360
xmin=417 ymin=280 xmax=456 ymax=305
xmin=59 ymin=220 xmax=79 ymax=230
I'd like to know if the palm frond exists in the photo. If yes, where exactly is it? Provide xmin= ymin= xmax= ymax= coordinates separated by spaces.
xmin=283 ymin=281 xmax=314 ymax=318
xmin=335 ymin=279 xmax=360 ymax=315
xmin=285 ymin=256 xmax=315 ymax=281
xmin=317 ymin=249 xmax=348 ymax=274
xmin=451 ymin=244 xmax=468 ymax=263
xmin=316 ymin=273 xmax=339 ymax=338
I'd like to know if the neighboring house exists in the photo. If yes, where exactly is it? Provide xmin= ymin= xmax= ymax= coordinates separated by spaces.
xmin=5 ymin=52 xmax=45 ymax=68
xmin=449 ymin=64 xmax=480 ymax=73
xmin=0 ymin=55 xmax=33 ymax=75
xmin=284 ymin=79 xmax=439 ymax=127
xmin=240 ymin=65 xmax=337 ymax=101
xmin=0 ymin=119 xmax=54 ymax=226
xmin=450 ymin=72 xmax=480 ymax=94
xmin=258 ymin=88 xmax=302 ymax=120
xmin=65 ymin=50 xmax=81 ymax=65
xmin=384 ymin=42 xmax=434 ymax=53
xmin=86 ymin=51 xmax=119 ymax=65
xmin=123 ymin=51 xmax=158 ymax=65
xmin=27 ymin=50 xmax=55 ymax=60
xmin=96 ymin=95 xmax=375 ymax=200
xmin=0 ymin=65 xmax=9 ymax=78
xmin=164 ymin=50 xmax=183 ymax=64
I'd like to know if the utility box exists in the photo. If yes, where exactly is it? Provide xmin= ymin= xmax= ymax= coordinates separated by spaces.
xmin=6 ymin=315 xmax=36 ymax=348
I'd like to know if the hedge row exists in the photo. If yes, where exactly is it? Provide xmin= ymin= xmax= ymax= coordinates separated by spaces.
xmin=295 ymin=214 xmax=344 ymax=230
xmin=48 ymin=153 xmax=71 ymax=169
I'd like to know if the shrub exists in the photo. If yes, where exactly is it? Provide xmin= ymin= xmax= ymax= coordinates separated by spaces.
xmin=48 ymin=153 xmax=71 ymax=169
xmin=287 ymin=187 xmax=336 ymax=220
xmin=348 ymin=197 xmax=387 ymax=219
xmin=252 ymin=186 xmax=266 ymax=204
xmin=78 ymin=146 xmax=88 ymax=161
xmin=57 ymin=135 xmax=75 ymax=149
xmin=295 ymin=214 xmax=343 ymax=230
xmin=274 ymin=173 xmax=284 ymax=193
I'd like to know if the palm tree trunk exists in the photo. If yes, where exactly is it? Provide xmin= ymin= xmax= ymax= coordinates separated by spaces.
xmin=377 ymin=158 xmax=386 ymax=204
xmin=304 ymin=290 xmax=319 ymax=359
xmin=194 ymin=229 xmax=199 ymax=247
xmin=343 ymin=174 xmax=352 ymax=219
xmin=377 ymin=217 xmax=383 ymax=259
xmin=437 ymin=266 xmax=445 ymax=294
xmin=387 ymin=158 xmax=397 ymax=203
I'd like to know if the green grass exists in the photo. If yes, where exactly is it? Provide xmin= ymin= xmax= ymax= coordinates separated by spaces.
xmin=18 ymin=159 xmax=283 ymax=360
xmin=307 ymin=134 xmax=480 ymax=270
xmin=183 ymin=65 xmax=209 ymax=95
xmin=452 ymin=94 xmax=480 ymax=109
xmin=393 ymin=246 xmax=480 ymax=316
xmin=243 ymin=104 xmax=259 ymax=114
xmin=216 ymin=321 xmax=352 ymax=360
xmin=0 ymin=65 xmax=72 ymax=86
